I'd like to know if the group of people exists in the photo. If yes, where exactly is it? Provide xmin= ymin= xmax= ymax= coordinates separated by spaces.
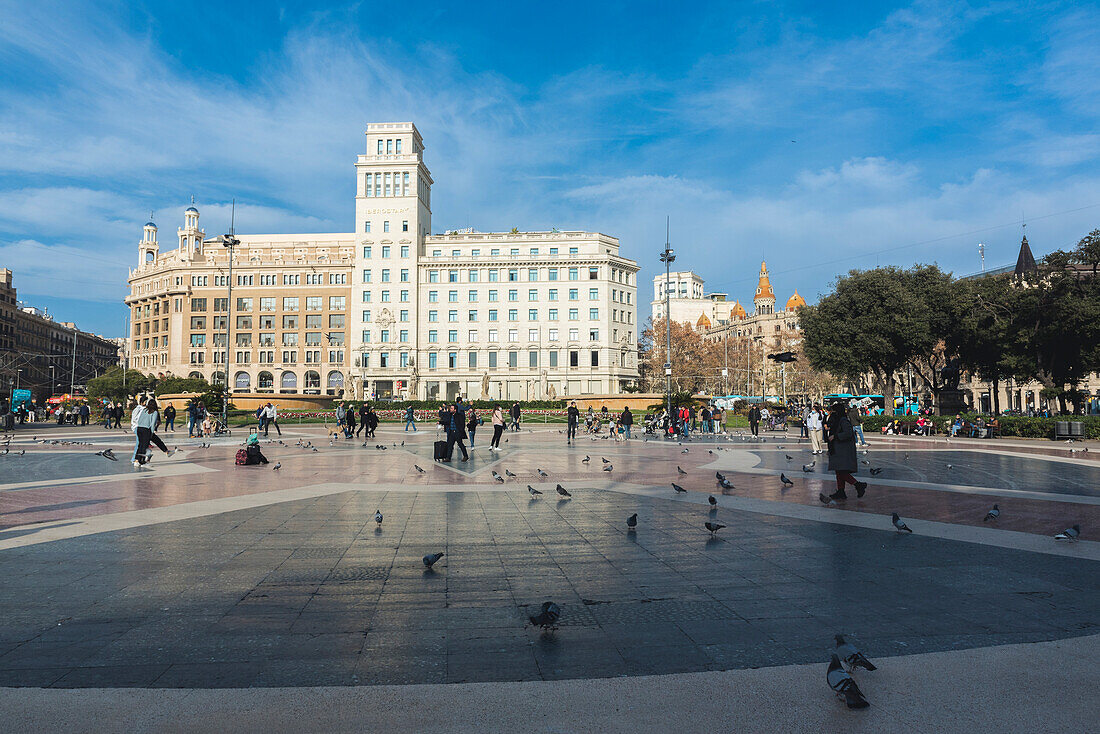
xmin=565 ymin=402 xmax=634 ymax=444
xmin=802 ymin=402 xmax=868 ymax=454
xmin=949 ymin=414 xmax=999 ymax=438
xmin=334 ymin=402 xmax=380 ymax=439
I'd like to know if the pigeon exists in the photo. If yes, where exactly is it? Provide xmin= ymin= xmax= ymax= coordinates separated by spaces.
xmin=272 ymin=462 xmax=281 ymax=471
xmin=312 ymin=448 xmax=318 ymax=452
xmin=537 ymin=468 xmax=549 ymax=478
xmin=983 ymin=504 xmax=1000 ymax=522
xmin=677 ymin=466 xmax=687 ymax=475
xmin=582 ymin=456 xmax=591 ymax=463
xmin=505 ymin=469 xmax=517 ymax=479
xmin=528 ymin=601 xmax=561 ymax=629
xmin=18 ymin=449 xmax=24 ymax=456
xmin=819 ymin=493 xmax=837 ymax=507
xmin=827 ymin=655 xmax=870 ymax=709
xmin=715 ymin=471 xmax=726 ymax=482
xmin=556 ymin=484 xmax=571 ymax=497
xmin=627 ymin=513 xmax=638 ymax=529
xmin=802 ymin=461 xmax=815 ymax=472
xmin=95 ymin=449 xmax=117 ymax=461
xmin=860 ymin=459 xmax=870 ymax=465
xmin=602 ymin=464 xmax=613 ymax=472
xmin=780 ymin=473 xmax=794 ymax=487
xmin=708 ymin=495 xmax=717 ymax=507
xmin=892 ymin=513 xmax=912 ymax=533
xmin=835 ymin=635 xmax=877 ymax=671
xmin=422 ymin=552 xmax=444 ymax=569
xmin=1054 ymin=524 xmax=1080 ymax=541
xmin=672 ymin=483 xmax=686 ymax=493
xmin=718 ymin=478 xmax=733 ymax=490
xmin=785 ymin=454 xmax=793 ymax=461
xmin=681 ymin=448 xmax=689 ymax=454
xmin=374 ymin=510 xmax=383 ymax=525
xmin=602 ymin=457 xmax=610 ymax=464
xmin=415 ymin=465 xmax=425 ymax=473
xmin=946 ymin=464 xmax=953 ymax=469
xmin=704 ymin=521 xmax=726 ymax=536
xmin=869 ymin=467 xmax=883 ymax=476
xmin=492 ymin=470 xmax=505 ymax=483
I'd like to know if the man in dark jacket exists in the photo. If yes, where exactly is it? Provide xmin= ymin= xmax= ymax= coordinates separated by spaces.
xmin=826 ymin=402 xmax=867 ymax=501
xmin=620 ymin=407 xmax=633 ymax=439
xmin=445 ymin=403 xmax=469 ymax=462
xmin=163 ymin=404 xmax=176 ymax=432
xmin=566 ymin=401 xmax=579 ymax=445
xmin=510 ymin=402 xmax=521 ymax=432
xmin=748 ymin=405 xmax=761 ymax=437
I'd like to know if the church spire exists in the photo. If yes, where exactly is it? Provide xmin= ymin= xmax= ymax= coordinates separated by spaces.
xmin=753 ymin=261 xmax=776 ymax=314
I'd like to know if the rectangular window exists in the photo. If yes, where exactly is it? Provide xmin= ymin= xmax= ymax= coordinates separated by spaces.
xmin=589 ymin=308 xmax=599 ymax=320
xmin=428 ymin=310 xmax=438 ymax=322
xmin=382 ymin=245 xmax=391 ymax=258
xmin=400 ymin=245 xmax=409 ymax=257
xmin=589 ymin=328 xmax=599 ymax=340
xmin=569 ymin=289 xmax=578 ymax=300
xmin=380 ymin=352 xmax=390 ymax=368
xmin=549 ymin=248 xmax=558 ymax=255
xmin=236 ymin=315 xmax=252 ymax=330
xmin=381 ymin=269 xmax=390 ymax=282
xmin=213 ymin=298 xmax=227 ymax=312
xmin=508 ymin=351 xmax=518 ymax=368
xmin=283 ymin=314 xmax=299 ymax=329
xmin=569 ymin=308 xmax=579 ymax=320
xmin=362 ymin=291 xmax=372 ymax=303
xmin=528 ymin=268 xmax=538 ymax=281
xmin=569 ymin=268 xmax=578 ymax=281
xmin=488 ymin=290 xmax=498 ymax=302
xmin=305 ymin=297 xmax=321 ymax=310
xmin=381 ymin=291 xmax=390 ymax=302
xmin=429 ymin=271 xmax=439 ymax=283
xmin=488 ymin=328 xmax=498 ymax=342
xmin=329 ymin=273 xmax=347 ymax=285
xmin=488 ymin=269 xmax=499 ymax=282
xmin=508 ymin=329 xmax=518 ymax=342
xmin=236 ymin=297 xmax=253 ymax=311
xmin=260 ymin=297 xmax=275 ymax=311
xmin=488 ymin=351 xmax=497 ymax=368
xmin=548 ymin=309 xmax=558 ymax=320
xmin=448 ymin=329 xmax=458 ymax=342
xmin=428 ymin=290 xmax=438 ymax=303
xmin=399 ymin=329 xmax=408 ymax=342
xmin=528 ymin=328 xmax=538 ymax=341
xmin=362 ymin=330 xmax=371 ymax=343
xmin=236 ymin=333 xmax=252 ymax=347
xmin=329 ymin=314 xmax=345 ymax=328
xmin=548 ymin=268 xmax=558 ymax=281
xmin=428 ymin=352 xmax=437 ymax=369
xmin=400 ymin=351 xmax=409 ymax=368
xmin=569 ymin=350 xmax=579 ymax=367
xmin=468 ymin=351 xmax=478 ymax=368
xmin=400 ymin=269 xmax=409 ymax=282
xmin=528 ymin=309 xmax=538 ymax=321
xmin=330 ymin=296 xmax=345 ymax=310
xmin=529 ymin=351 xmax=538 ymax=368
xmin=548 ymin=289 xmax=558 ymax=301
xmin=569 ymin=328 xmax=579 ymax=340
xmin=402 ymin=220 xmax=408 ymax=232
xmin=190 ymin=316 xmax=206 ymax=329
xmin=528 ymin=289 xmax=537 ymax=301
xmin=508 ymin=309 xmax=518 ymax=321
xmin=448 ymin=310 xmax=458 ymax=322
xmin=364 ymin=223 xmax=371 ymax=235
xmin=399 ymin=309 xmax=408 ymax=322
xmin=468 ymin=329 xmax=478 ymax=342
xmin=488 ymin=309 xmax=498 ymax=321
xmin=468 ymin=310 xmax=477 ymax=321
xmin=549 ymin=350 xmax=558 ymax=367
xmin=508 ymin=289 xmax=518 ymax=302
xmin=468 ymin=269 xmax=479 ymax=282
xmin=589 ymin=288 xmax=599 ymax=300
xmin=548 ymin=328 xmax=559 ymax=341
xmin=468 ymin=290 xmax=478 ymax=302
xmin=379 ymin=330 xmax=389 ymax=343
xmin=191 ymin=298 xmax=207 ymax=312
xmin=448 ymin=291 xmax=458 ymax=303
xmin=589 ymin=267 xmax=599 ymax=280
xmin=383 ymin=221 xmax=390 ymax=233
xmin=190 ymin=334 xmax=205 ymax=346
xmin=428 ymin=330 xmax=438 ymax=343
xmin=508 ymin=269 xmax=518 ymax=282
xmin=591 ymin=350 xmax=599 ymax=366
xmin=283 ymin=350 xmax=297 ymax=363
xmin=448 ymin=270 xmax=458 ymax=283
xmin=448 ymin=352 xmax=457 ymax=368
xmin=283 ymin=297 xmax=298 ymax=311
xmin=282 ymin=333 xmax=299 ymax=346
xmin=400 ymin=290 xmax=408 ymax=302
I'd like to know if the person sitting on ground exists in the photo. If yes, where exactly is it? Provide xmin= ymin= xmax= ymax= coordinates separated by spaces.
xmin=244 ymin=431 xmax=269 ymax=465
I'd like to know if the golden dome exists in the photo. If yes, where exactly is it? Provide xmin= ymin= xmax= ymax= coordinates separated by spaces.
xmin=785 ymin=290 xmax=806 ymax=310
xmin=730 ymin=300 xmax=747 ymax=320
xmin=695 ymin=312 xmax=712 ymax=329
xmin=754 ymin=261 xmax=775 ymax=301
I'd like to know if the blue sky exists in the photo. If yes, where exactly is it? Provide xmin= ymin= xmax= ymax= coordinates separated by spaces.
xmin=2 ymin=0 xmax=1100 ymax=337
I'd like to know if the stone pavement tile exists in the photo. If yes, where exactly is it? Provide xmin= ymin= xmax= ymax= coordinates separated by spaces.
xmin=0 ymin=666 xmax=70 ymax=687
xmin=252 ymin=658 xmax=362 ymax=687
xmin=446 ymin=649 xmax=540 ymax=683
xmin=52 ymin=663 xmax=171 ymax=688
xmin=618 ymin=643 xmax=709 ymax=676
xmin=354 ymin=652 xmax=445 ymax=685
xmin=701 ymin=641 xmax=797 ymax=670
xmin=0 ymin=639 xmax=112 ymax=669
xmin=598 ymin=622 xmax=695 ymax=647
xmin=208 ymin=613 xmax=299 ymax=634
xmin=152 ymin=662 xmax=264 ymax=688
xmin=289 ymin=613 xmax=371 ymax=635
xmin=676 ymin=619 xmax=770 ymax=646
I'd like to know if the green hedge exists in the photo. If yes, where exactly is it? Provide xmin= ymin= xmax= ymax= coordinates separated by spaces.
xmin=861 ymin=414 xmax=1100 ymax=439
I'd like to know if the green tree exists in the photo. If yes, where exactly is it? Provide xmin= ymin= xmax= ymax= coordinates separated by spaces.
xmin=153 ymin=376 xmax=211 ymax=396
xmin=86 ymin=367 xmax=154 ymax=403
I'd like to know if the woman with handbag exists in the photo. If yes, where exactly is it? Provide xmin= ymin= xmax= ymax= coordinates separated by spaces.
xmin=489 ymin=404 xmax=505 ymax=451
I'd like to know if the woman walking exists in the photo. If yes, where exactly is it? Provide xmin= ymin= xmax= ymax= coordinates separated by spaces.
xmin=489 ymin=404 xmax=505 ymax=451
xmin=357 ymin=403 xmax=369 ymax=437
xmin=132 ymin=397 xmax=174 ymax=468
xmin=825 ymin=402 xmax=866 ymax=501
xmin=345 ymin=403 xmax=357 ymax=439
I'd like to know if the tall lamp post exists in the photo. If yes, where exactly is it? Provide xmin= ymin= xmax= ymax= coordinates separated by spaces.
xmin=659 ymin=218 xmax=675 ymax=423
xmin=208 ymin=228 xmax=239 ymax=430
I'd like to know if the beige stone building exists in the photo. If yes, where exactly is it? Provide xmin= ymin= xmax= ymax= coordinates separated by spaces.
xmin=126 ymin=122 xmax=640 ymax=401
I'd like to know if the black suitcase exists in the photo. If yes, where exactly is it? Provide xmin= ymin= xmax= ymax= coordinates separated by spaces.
xmin=434 ymin=440 xmax=448 ymax=461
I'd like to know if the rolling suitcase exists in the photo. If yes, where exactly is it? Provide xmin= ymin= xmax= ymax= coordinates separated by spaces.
xmin=434 ymin=440 xmax=448 ymax=461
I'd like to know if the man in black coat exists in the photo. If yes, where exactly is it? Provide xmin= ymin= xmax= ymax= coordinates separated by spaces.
xmin=566 ymin=400 xmax=580 ymax=445
xmin=510 ymin=402 xmax=521 ymax=432
xmin=620 ymin=407 xmax=633 ymax=440
xmin=748 ymin=405 xmax=761 ymax=437
xmin=445 ymin=403 xmax=469 ymax=462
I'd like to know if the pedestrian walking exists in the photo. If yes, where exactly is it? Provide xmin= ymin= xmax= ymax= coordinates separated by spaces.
xmin=466 ymin=405 xmax=480 ymax=446
xmin=825 ymin=402 xmax=867 ymax=501
xmin=357 ymin=403 xmax=369 ymax=437
xmin=163 ymin=403 xmax=176 ymax=432
xmin=345 ymin=403 xmax=357 ymax=439
xmin=445 ymin=403 xmax=469 ymax=461
xmin=366 ymin=405 xmax=379 ymax=438
xmin=263 ymin=402 xmax=281 ymax=437
xmin=566 ymin=400 xmax=579 ymax=444
xmin=748 ymin=404 xmax=761 ymax=437
xmin=807 ymin=404 xmax=824 ymax=454
xmin=847 ymin=401 xmax=868 ymax=446
xmin=490 ymin=404 xmax=505 ymax=450
xmin=404 ymin=405 xmax=417 ymax=432
xmin=510 ymin=401 xmax=521 ymax=432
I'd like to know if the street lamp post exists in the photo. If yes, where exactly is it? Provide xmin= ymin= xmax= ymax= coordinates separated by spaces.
xmin=208 ymin=224 xmax=239 ymax=429
xmin=659 ymin=218 xmax=675 ymax=425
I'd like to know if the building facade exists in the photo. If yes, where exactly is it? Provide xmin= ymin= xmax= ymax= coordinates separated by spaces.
xmin=126 ymin=122 xmax=640 ymax=401
xmin=1 ymin=269 xmax=119 ymax=403
xmin=651 ymin=261 xmax=805 ymax=348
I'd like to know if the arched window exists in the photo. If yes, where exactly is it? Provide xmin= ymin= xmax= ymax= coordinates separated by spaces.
xmin=258 ymin=371 xmax=274 ymax=389
xmin=327 ymin=371 xmax=344 ymax=396
xmin=234 ymin=371 xmax=251 ymax=390
xmin=280 ymin=371 xmax=298 ymax=391
xmin=188 ymin=371 xmax=203 ymax=379
xmin=304 ymin=370 xmax=321 ymax=394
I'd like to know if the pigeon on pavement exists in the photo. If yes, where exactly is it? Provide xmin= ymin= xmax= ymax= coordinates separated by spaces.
xmin=672 ymin=483 xmax=686 ymax=493
xmin=492 ymin=470 xmax=505 ymax=483
xmin=602 ymin=464 xmax=613 ymax=472
xmin=704 ymin=521 xmax=726 ymax=536
xmin=505 ymin=469 xmax=517 ymax=479
xmin=527 ymin=485 xmax=542 ymax=496
xmin=785 ymin=454 xmax=793 ymax=461
xmin=983 ymin=504 xmax=1000 ymax=522
xmin=537 ymin=468 xmax=549 ymax=477
xmin=718 ymin=477 xmax=733 ymax=490
xmin=827 ymin=654 xmax=870 ymax=709
xmin=835 ymin=635 xmax=877 ymax=671
xmin=422 ymin=552 xmax=444 ymax=569
xmin=780 ymin=473 xmax=794 ymax=487
xmin=582 ymin=456 xmax=591 ymax=463
xmin=677 ymin=466 xmax=687 ymax=475
xmin=627 ymin=513 xmax=638 ymax=529
xmin=708 ymin=495 xmax=717 ymax=507
xmin=892 ymin=513 xmax=913 ymax=533
xmin=602 ymin=457 xmax=610 ymax=464
xmin=802 ymin=461 xmax=815 ymax=472
xmin=415 ymin=465 xmax=425 ymax=473
xmin=556 ymin=484 xmax=571 ymax=498
xmin=1054 ymin=524 xmax=1080 ymax=541
xmin=819 ymin=493 xmax=837 ymax=507
xmin=374 ymin=510 xmax=383 ymax=525
xmin=272 ymin=462 xmax=281 ymax=471
xmin=715 ymin=471 xmax=726 ymax=482
xmin=681 ymin=448 xmax=689 ymax=454
xmin=528 ymin=601 xmax=561 ymax=629
xmin=95 ymin=449 xmax=117 ymax=461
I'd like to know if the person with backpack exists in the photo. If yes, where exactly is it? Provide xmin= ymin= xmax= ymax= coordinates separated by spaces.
xmin=466 ymin=405 xmax=480 ymax=446
xmin=404 ymin=405 xmax=417 ymax=432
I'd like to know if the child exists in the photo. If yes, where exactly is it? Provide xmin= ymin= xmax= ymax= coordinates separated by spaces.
xmin=202 ymin=415 xmax=213 ymax=437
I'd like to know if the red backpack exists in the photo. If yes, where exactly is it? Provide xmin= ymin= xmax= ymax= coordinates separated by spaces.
xmin=235 ymin=448 xmax=248 ymax=466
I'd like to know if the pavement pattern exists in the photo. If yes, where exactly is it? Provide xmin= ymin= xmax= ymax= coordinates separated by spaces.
xmin=0 ymin=422 xmax=1097 ymax=697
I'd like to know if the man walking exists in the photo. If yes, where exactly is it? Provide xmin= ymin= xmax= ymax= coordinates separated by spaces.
xmin=748 ymin=404 xmax=760 ymax=437
xmin=404 ymin=405 xmax=417 ymax=432
xmin=445 ymin=403 xmax=469 ymax=462
xmin=620 ymin=406 xmax=633 ymax=440
xmin=263 ymin=402 xmax=281 ymax=437
xmin=807 ymin=404 xmax=824 ymax=454
xmin=566 ymin=400 xmax=579 ymax=445
xmin=510 ymin=401 xmax=521 ymax=432
xmin=163 ymin=403 xmax=176 ymax=432
xmin=847 ymin=401 xmax=868 ymax=447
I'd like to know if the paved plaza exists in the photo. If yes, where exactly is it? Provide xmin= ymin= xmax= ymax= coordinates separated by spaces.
xmin=0 ymin=422 xmax=1097 ymax=730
